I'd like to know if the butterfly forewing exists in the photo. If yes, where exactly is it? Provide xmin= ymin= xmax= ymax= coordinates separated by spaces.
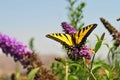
xmin=75 ymin=24 xmax=97 ymax=47
xmin=46 ymin=33 xmax=73 ymax=47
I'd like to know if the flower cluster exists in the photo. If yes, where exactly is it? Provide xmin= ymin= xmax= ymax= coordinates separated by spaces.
xmin=61 ymin=22 xmax=92 ymax=63
xmin=0 ymin=33 xmax=32 ymax=66
xmin=72 ymin=45 xmax=92 ymax=63
xmin=61 ymin=22 xmax=76 ymax=34
xmin=74 ymin=45 xmax=91 ymax=58
xmin=0 ymin=33 xmax=55 ymax=80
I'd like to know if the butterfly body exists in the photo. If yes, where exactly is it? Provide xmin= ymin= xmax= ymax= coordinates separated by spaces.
xmin=46 ymin=24 xmax=97 ymax=51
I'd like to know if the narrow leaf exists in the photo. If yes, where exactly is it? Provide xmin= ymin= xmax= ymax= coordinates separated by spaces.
xmin=68 ymin=75 xmax=79 ymax=80
xmin=27 ymin=67 xmax=40 ymax=80
xmin=94 ymin=40 xmax=102 ymax=53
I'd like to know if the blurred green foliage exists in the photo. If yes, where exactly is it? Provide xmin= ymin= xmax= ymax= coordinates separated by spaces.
xmin=51 ymin=33 xmax=105 ymax=80
xmin=67 ymin=0 xmax=86 ymax=30
xmin=27 ymin=67 xmax=40 ymax=80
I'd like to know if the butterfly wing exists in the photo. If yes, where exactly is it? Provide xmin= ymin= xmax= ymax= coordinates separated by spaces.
xmin=46 ymin=33 xmax=73 ymax=48
xmin=73 ymin=24 xmax=97 ymax=49
xmin=46 ymin=24 xmax=97 ymax=50
xmin=100 ymin=17 xmax=118 ymax=39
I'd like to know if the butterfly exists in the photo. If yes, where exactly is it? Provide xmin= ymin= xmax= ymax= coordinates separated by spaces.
xmin=100 ymin=17 xmax=118 ymax=39
xmin=46 ymin=24 xmax=97 ymax=51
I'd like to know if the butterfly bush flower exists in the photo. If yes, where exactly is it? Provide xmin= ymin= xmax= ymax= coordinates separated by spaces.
xmin=61 ymin=22 xmax=76 ymax=34
xmin=0 ymin=33 xmax=32 ymax=66
xmin=80 ymin=45 xmax=91 ymax=59
xmin=72 ymin=45 xmax=92 ymax=63
xmin=0 ymin=33 xmax=55 ymax=79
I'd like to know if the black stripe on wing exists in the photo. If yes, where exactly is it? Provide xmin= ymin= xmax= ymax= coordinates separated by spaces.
xmin=77 ymin=24 xmax=97 ymax=49
xmin=46 ymin=33 xmax=73 ymax=48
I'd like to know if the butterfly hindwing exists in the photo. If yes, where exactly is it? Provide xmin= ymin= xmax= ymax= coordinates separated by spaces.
xmin=46 ymin=33 xmax=73 ymax=48
xmin=74 ymin=24 xmax=97 ymax=48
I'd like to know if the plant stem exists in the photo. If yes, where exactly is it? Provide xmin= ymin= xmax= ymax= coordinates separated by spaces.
xmin=107 ymin=49 xmax=111 ymax=65
xmin=84 ymin=59 xmax=96 ymax=80
xmin=90 ymin=53 xmax=96 ymax=70
xmin=89 ymin=54 xmax=97 ymax=80
xmin=65 ymin=63 xmax=69 ymax=80
xmin=90 ymin=71 xmax=96 ymax=80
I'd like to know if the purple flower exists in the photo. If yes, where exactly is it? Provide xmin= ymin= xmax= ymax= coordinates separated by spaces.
xmin=79 ymin=50 xmax=91 ymax=59
xmin=79 ymin=45 xmax=92 ymax=59
xmin=72 ymin=45 xmax=92 ymax=60
xmin=73 ymin=48 xmax=79 ymax=57
xmin=82 ymin=45 xmax=89 ymax=50
xmin=0 ymin=33 xmax=32 ymax=64
xmin=61 ymin=22 xmax=76 ymax=34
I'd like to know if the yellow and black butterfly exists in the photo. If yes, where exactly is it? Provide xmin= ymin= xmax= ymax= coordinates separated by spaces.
xmin=46 ymin=24 xmax=97 ymax=50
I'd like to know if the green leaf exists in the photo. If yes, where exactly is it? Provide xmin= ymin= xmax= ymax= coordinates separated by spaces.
xmin=92 ymin=60 xmax=114 ymax=79
xmin=92 ymin=64 xmax=102 ymax=71
xmin=104 ymin=69 xmax=110 ymax=78
xmin=15 ymin=72 xmax=21 ymax=80
xmin=68 ymin=75 xmax=79 ymax=80
xmin=94 ymin=40 xmax=102 ymax=53
xmin=69 ymin=63 xmax=81 ymax=72
xmin=92 ymin=60 xmax=108 ymax=70
xmin=95 ymin=34 xmax=100 ymax=41
xmin=29 ymin=37 xmax=35 ymax=52
xmin=94 ymin=34 xmax=104 ymax=53
xmin=104 ymin=43 xmax=110 ymax=48
xmin=27 ymin=67 xmax=40 ymax=80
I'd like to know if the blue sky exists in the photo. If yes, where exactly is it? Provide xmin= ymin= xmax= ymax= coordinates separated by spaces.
xmin=0 ymin=0 xmax=120 ymax=57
